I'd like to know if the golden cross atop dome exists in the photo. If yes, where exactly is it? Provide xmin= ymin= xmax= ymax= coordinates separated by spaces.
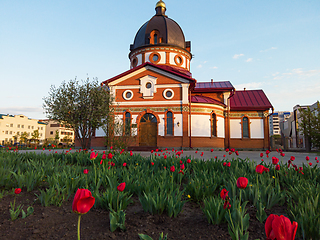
xmin=156 ymin=0 xmax=166 ymax=9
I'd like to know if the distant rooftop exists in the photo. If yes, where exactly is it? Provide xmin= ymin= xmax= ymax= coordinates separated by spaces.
xmin=192 ymin=81 xmax=234 ymax=93
xmin=230 ymin=90 xmax=273 ymax=111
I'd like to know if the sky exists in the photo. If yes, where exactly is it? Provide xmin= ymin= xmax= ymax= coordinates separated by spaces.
xmin=1 ymin=0 xmax=319 ymax=119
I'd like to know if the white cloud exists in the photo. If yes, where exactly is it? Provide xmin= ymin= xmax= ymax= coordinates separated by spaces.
xmin=210 ymin=66 xmax=218 ymax=69
xmin=246 ymin=58 xmax=253 ymax=62
xmin=273 ymin=68 xmax=320 ymax=80
xmin=233 ymin=54 xmax=244 ymax=59
xmin=260 ymin=47 xmax=277 ymax=52
xmin=197 ymin=64 xmax=202 ymax=68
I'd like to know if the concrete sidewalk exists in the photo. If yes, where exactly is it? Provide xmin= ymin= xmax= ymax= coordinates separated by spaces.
xmin=17 ymin=148 xmax=319 ymax=167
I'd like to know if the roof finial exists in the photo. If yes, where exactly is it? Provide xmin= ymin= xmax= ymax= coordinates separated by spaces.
xmin=155 ymin=0 xmax=166 ymax=15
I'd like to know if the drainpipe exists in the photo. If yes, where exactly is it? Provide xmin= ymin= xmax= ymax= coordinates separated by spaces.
xmin=267 ymin=107 xmax=274 ymax=150
xmin=227 ymin=89 xmax=235 ymax=149
xmin=189 ymin=87 xmax=192 ymax=149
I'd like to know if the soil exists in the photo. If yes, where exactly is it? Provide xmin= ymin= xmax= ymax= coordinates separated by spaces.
xmin=0 ymin=189 xmax=294 ymax=240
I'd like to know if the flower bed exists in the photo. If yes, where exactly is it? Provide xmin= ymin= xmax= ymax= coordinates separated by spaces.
xmin=0 ymin=149 xmax=319 ymax=239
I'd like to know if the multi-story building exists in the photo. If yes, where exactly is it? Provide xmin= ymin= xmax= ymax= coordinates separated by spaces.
xmin=40 ymin=120 xmax=75 ymax=145
xmin=0 ymin=114 xmax=46 ymax=145
xmin=269 ymin=111 xmax=291 ymax=136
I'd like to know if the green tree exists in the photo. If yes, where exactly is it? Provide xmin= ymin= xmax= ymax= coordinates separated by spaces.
xmin=43 ymin=78 xmax=112 ymax=149
xmin=20 ymin=132 xmax=28 ymax=144
xmin=55 ymin=130 xmax=60 ymax=143
xmin=31 ymin=130 xmax=40 ymax=140
xmin=299 ymin=101 xmax=320 ymax=150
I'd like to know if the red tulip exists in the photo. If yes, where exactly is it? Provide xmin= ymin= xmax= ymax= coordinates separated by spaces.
xmin=170 ymin=166 xmax=175 ymax=172
xmin=83 ymin=169 xmax=89 ymax=174
xmin=256 ymin=164 xmax=269 ymax=174
xmin=223 ymin=201 xmax=231 ymax=209
xmin=236 ymin=177 xmax=248 ymax=189
xmin=309 ymin=162 xmax=312 ymax=166
xmin=164 ymin=155 xmax=167 ymax=159
xmin=317 ymin=160 xmax=319 ymax=164
xmin=100 ymin=160 xmax=103 ymax=165
xmin=187 ymin=159 xmax=191 ymax=163
xmin=43 ymin=148 xmax=45 ymax=151
xmin=110 ymin=146 xmax=113 ymax=150
xmin=316 ymin=157 xmax=318 ymax=160
xmin=201 ymin=152 xmax=203 ymax=156
xmin=280 ymin=152 xmax=285 ymax=157
xmin=266 ymin=150 xmax=270 ymax=155
xmin=306 ymin=156 xmax=310 ymax=161
xmin=223 ymin=155 xmax=226 ymax=158
xmin=227 ymin=162 xmax=231 ymax=167
xmin=275 ymin=164 xmax=280 ymax=171
xmin=107 ymin=153 xmax=113 ymax=159
xmin=156 ymin=149 xmax=159 ymax=152
xmin=235 ymin=151 xmax=239 ymax=156
xmin=117 ymin=182 xmax=126 ymax=192
xmin=102 ymin=154 xmax=106 ymax=160
xmin=211 ymin=149 xmax=214 ymax=152
xmin=72 ymin=189 xmax=95 ymax=214
xmin=195 ymin=151 xmax=198 ymax=153
xmin=265 ymin=214 xmax=298 ymax=240
xmin=130 ymin=151 xmax=133 ymax=156
xmin=260 ymin=153 xmax=264 ymax=158
xmin=180 ymin=164 xmax=185 ymax=170
xmin=90 ymin=152 xmax=98 ymax=160
xmin=151 ymin=150 xmax=154 ymax=153
xmin=223 ymin=162 xmax=227 ymax=166
xmin=178 ymin=170 xmax=184 ymax=175
xmin=15 ymin=188 xmax=21 ymax=194
xmin=151 ymin=162 xmax=154 ymax=166
xmin=123 ymin=163 xmax=127 ymax=167
xmin=220 ymin=188 xmax=228 ymax=200
xmin=228 ymin=152 xmax=232 ymax=155
xmin=272 ymin=157 xmax=279 ymax=165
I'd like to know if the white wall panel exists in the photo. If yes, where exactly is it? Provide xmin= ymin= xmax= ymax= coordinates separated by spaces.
xmin=158 ymin=114 xmax=165 ymax=136
xmin=217 ymin=116 xmax=225 ymax=138
xmin=191 ymin=115 xmax=210 ymax=137
xmin=95 ymin=127 xmax=105 ymax=137
xmin=250 ymin=119 xmax=264 ymax=138
xmin=230 ymin=119 xmax=241 ymax=138
xmin=174 ymin=114 xmax=183 ymax=136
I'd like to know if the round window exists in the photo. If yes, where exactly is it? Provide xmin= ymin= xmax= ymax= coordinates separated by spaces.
xmin=152 ymin=54 xmax=159 ymax=62
xmin=163 ymin=89 xmax=174 ymax=100
xmin=132 ymin=58 xmax=138 ymax=68
xmin=126 ymin=91 xmax=132 ymax=98
xmin=174 ymin=55 xmax=184 ymax=66
xmin=123 ymin=90 xmax=133 ymax=100
xmin=146 ymin=82 xmax=152 ymax=89
xmin=176 ymin=57 xmax=181 ymax=64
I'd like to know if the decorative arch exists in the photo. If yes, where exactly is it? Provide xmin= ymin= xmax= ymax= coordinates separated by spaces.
xmin=136 ymin=109 xmax=160 ymax=125
xmin=123 ymin=110 xmax=133 ymax=136
xmin=241 ymin=115 xmax=251 ymax=138
xmin=149 ymin=30 xmax=162 ymax=44
xmin=163 ymin=109 xmax=176 ymax=136
xmin=137 ymin=109 xmax=159 ymax=147
xmin=210 ymin=111 xmax=217 ymax=137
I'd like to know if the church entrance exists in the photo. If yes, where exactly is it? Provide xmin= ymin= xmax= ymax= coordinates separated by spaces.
xmin=139 ymin=113 xmax=157 ymax=147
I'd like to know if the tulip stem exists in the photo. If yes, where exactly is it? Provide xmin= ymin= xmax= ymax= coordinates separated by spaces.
xmin=77 ymin=214 xmax=81 ymax=240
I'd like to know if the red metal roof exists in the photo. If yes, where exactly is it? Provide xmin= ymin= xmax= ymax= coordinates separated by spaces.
xmin=192 ymin=81 xmax=234 ymax=93
xmin=230 ymin=90 xmax=273 ymax=110
xmin=102 ymin=62 xmax=195 ymax=85
xmin=191 ymin=95 xmax=226 ymax=107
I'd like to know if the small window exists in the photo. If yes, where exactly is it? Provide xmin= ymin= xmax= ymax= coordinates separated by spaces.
xmin=41 ymin=127 xmax=43 ymax=130
xmin=163 ymin=89 xmax=174 ymax=100
xmin=28 ymin=126 xmax=30 ymax=129
xmin=22 ymin=125 xmax=24 ymax=128
xmin=5 ymin=131 xmax=8 ymax=134
xmin=9 ymin=131 xmax=12 ymax=135
xmin=123 ymin=90 xmax=133 ymax=100
xmin=211 ymin=113 xmax=217 ymax=137
xmin=10 ymin=124 xmax=13 ymax=127
xmin=124 ymin=112 xmax=131 ymax=136
xmin=18 ymin=124 xmax=20 ymax=128
xmin=242 ymin=117 xmax=249 ymax=138
xmin=50 ymin=131 xmax=53 ymax=135
xmin=174 ymin=55 xmax=184 ymax=66
xmin=153 ymin=54 xmax=158 ymax=62
xmin=17 ymin=131 xmax=20 ymax=135
xmin=166 ymin=112 xmax=173 ymax=135
xmin=149 ymin=52 xmax=161 ymax=64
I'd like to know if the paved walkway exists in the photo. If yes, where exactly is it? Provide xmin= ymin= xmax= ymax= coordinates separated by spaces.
xmin=17 ymin=149 xmax=319 ymax=167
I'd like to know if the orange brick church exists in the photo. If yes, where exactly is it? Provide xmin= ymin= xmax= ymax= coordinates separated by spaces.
xmin=89 ymin=1 xmax=273 ymax=150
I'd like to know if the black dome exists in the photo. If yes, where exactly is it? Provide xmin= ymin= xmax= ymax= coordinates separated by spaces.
xmin=131 ymin=5 xmax=186 ymax=51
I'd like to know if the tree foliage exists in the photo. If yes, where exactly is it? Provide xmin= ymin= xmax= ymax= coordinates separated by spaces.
xmin=298 ymin=101 xmax=320 ymax=150
xmin=43 ymin=78 xmax=112 ymax=149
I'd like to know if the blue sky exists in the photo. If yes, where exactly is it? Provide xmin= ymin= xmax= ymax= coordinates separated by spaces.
xmin=1 ymin=0 xmax=319 ymax=119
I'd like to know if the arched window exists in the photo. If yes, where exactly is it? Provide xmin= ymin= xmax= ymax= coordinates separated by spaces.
xmin=124 ymin=112 xmax=131 ymax=136
xmin=154 ymin=34 xmax=158 ymax=44
xmin=150 ymin=30 xmax=161 ymax=44
xmin=242 ymin=117 xmax=249 ymax=138
xmin=166 ymin=111 xmax=173 ymax=135
xmin=211 ymin=113 xmax=217 ymax=137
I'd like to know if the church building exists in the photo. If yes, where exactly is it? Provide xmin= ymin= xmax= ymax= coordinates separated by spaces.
xmin=91 ymin=1 xmax=273 ymax=150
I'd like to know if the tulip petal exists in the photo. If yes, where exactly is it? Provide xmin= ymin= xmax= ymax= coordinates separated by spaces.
xmin=272 ymin=215 xmax=292 ymax=240
xmin=265 ymin=214 xmax=276 ymax=238
xmin=76 ymin=196 xmax=95 ymax=214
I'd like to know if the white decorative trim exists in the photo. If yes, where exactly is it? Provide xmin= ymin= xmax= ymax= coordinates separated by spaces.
xmin=122 ymin=90 xmax=133 ymax=100
xmin=116 ymin=100 xmax=183 ymax=106
xmin=163 ymin=89 xmax=174 ymax=100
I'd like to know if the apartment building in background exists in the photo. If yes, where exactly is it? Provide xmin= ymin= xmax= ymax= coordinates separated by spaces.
xmin=269 ymin=111 xmax=291 ymax=136
xmin=40 ymin=119 xmax=75 ymax=144
xmin=0 ymin=114 xmax=46 ymax=145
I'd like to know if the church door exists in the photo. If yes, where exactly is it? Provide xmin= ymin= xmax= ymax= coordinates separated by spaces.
xmin=139 ymin=113 xmax=157 ymax=147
